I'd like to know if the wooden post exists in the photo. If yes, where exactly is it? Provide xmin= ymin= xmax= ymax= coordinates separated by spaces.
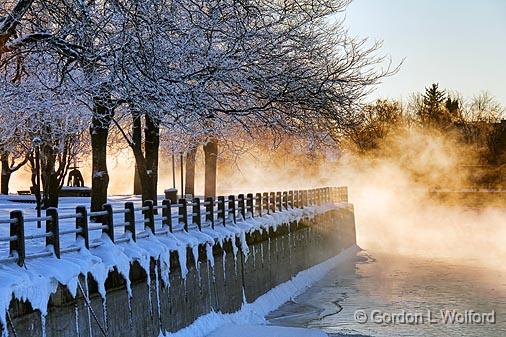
xmin=193 ymin=198 xmax=202 ymax=230
xmin=246 ymin=193 xmax=254 ymax=218
xmin=102 ymin=204 xmax=114 ymax=242
xmin=282 ymin=191 xmax=288 ymax=210
xmin=143 ymin=200 xmax=155 ymax=234
xmin=288 ymin=191 xmax=294 ymax=209
xmin=161 ymin=199 xmax=172 ymax=233
xmin=125 ymin=202 xmax=136 ymax=240
xmin=269 ymin=192 xmax=276 ymax=213
xmin=76 ymin=206 xmax=89 ymax=249
xmin=10 ymin=210 xmax=25 ymax=266
xmin=238 ymin=194 xmax=245 ymax=220
xmin=276 ymin=192 xmax=282 ymax=211
xmin=205 ymin=197 xmax=214 ymax=229
xmin=303 ymin=190 xmax=308 ymax=207
xmin=46 ymin=208 xmax=61 ymax=258
xmin=255 ymin=193 xmax=262 ymax=217
xmin=179 ymin=198 xmax=188 ymax=231
xmin=218 ymin=196 xmax=226 ymax=226
xmin=263 ymin=192 xmax=269 ymax=214
xmin=228 ymin=195 xmax=236 ymax=223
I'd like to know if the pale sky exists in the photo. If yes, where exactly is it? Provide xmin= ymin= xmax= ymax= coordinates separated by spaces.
xmin=345 ymin=0 xmax=506 ymax=107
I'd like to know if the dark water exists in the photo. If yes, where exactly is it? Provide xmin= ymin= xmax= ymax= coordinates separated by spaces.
xmin=268 ymin=250 xmax=506 ymax=337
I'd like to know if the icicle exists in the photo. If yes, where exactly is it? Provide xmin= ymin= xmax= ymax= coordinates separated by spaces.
xmin=154 ymin=262 xmax=162 ymax=331
xmin=127 ymin=293 xmax=133 ymax=330
xmin=222 ymin=250 xmax=227 ymax=282
xmin=260 ymin=241 xmax=264 ymax=266
xmin=192 ymin=245 xmax=201 ymax=288
xmin=84 ymin=278 xmax=93 ymax=337
xmin=268 ymin=237 xmax=271 ymax=262
xmin=74 ymin=304 xmax=80 ymax=337
xmin=40 ymin=314 xmax=46 ymax=337
xmin=102 ymin=297 xmax=108 ymax=331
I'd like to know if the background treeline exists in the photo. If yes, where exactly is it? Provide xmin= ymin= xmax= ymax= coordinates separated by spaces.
xmin=346 ymin=83 xmax=506 ymax=187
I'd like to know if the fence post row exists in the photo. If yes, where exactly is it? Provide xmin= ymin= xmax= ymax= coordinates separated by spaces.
xmin=76 ymin=206 xmax=89 ymax=249
xmin=1 ymin=186 xmax=348 ymax=265
xmin=10 ymin=210 xmax=25 ymax=266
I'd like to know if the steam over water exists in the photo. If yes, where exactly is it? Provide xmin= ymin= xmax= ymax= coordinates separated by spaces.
xmin=268 ymin=249 xmax=506 ymax=337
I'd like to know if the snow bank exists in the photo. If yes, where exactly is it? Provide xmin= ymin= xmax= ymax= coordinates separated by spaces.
xmin=161 ymin=245 xmax=360 ymax=337
xmin=0 ymin=204 xmax=346 ymax=337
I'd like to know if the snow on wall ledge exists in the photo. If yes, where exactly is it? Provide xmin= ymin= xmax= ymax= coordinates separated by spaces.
xmin=0 ymin=203 xmax=354 ymax=337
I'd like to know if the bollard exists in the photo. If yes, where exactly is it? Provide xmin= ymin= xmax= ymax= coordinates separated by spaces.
xmin=218 ymin=196 xmax=226 ymax=226
xmin=246 ymin=193 xmax=254 ymax=218
xmin=228 ymin=195 xmax=236 ymax=223
xmin=164 ymin=188 xmax=178 ymax=204
xmin=179 ymin=198 xmax=188 ymax=231
xmin=193 ymin=198 xmax=202 ymax=230
xmin=102 ymin=204 xmax=115 ymax=243
xmin=10 ymin=210 xmax=25 ymax=266
xmin=125 ymin=202 xmax=137 ymax=240
xmin=46 ymin=208 xmax=61 ymax=258
xmin=143 ymin=200 xmax=155 ymax=234
xmin=76 ymin=206 xmax=89 ymax=249
xmin=205 ymin=197 xmax=214 ymax=229
xmin=255 ymin=193 xmax=262 ymax=217
xmin=238 ymin=194 xmax=245 ymax=220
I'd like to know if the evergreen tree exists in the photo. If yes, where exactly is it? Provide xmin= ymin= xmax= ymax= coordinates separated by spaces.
xmin=420 ymin=83 xmax=449 ymax=128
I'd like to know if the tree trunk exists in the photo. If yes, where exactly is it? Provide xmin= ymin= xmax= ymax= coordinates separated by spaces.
xmin=185 ymin=147 xmax=197 ymax=197
xmin=41 ymin=146 xmax=59 ymax=208
xmin=132 ymin=113 xmax=142 ymax=195
xmin=144 ymin=114 xmax=160 ymax=204
xmin=204 ymin=139 xmax=218 ymax=198
xmin=90 ymin=96 xmax=112 ymax=212
xmin=1 ymin=153 xmax=10 ymax=195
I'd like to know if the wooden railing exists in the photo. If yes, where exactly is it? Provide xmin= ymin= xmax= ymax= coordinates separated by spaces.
xmin=0 ymin=186 xmax=348 ymax=266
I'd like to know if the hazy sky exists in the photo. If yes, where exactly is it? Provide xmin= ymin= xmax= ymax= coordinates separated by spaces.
xmin=345 ymin=0 xmax=506 ymax=107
